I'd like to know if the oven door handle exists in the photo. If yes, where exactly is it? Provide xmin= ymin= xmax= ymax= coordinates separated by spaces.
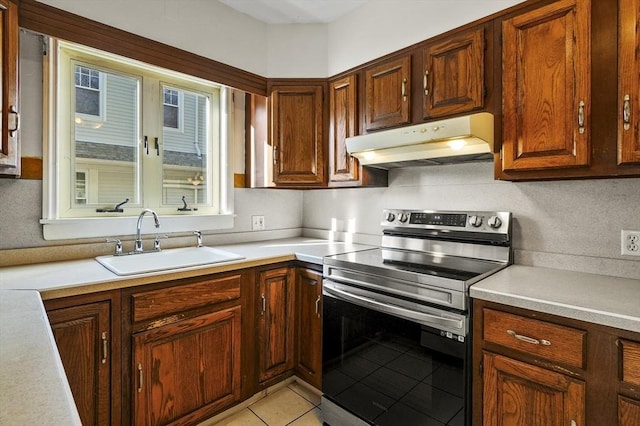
xmin=323 ymin=282 xmax=464 ymax=332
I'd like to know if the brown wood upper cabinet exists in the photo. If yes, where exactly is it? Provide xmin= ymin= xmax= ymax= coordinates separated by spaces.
xmin=0 ymin=0 xmax=20 ymax=177
xmin=497 ymin=0 xmax=640 ymax=180
xmin=328 ymin=74 xmax=388 ymax=187
xmin=45 ymin=293 xmax=120 ymax=426
xmin=364 ymin=55 xmax=411 ymax=131
xmin=422 ymin=27 xmax=485 ymax=119
xmin=270 ymin=84 xmax=325 ymax=186
xmin=501 ymin=0 xmax=591 ymax=172
xmin=329 ymin=75 xmax=359 ymax=183
xmin=618 ymin=0 xmax=640 ymax=165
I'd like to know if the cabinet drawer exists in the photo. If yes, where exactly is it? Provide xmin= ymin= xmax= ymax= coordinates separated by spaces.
xmin=132 ymin=274 xmax=241 ymax=323
xmin=483 ymin=308 xmax=586 ymax=368
xmin=621 ymin=339 xmax=640 ymax=387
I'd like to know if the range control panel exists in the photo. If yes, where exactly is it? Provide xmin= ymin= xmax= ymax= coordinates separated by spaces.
xmin=382 ymin=209 xmax=511 ymax=235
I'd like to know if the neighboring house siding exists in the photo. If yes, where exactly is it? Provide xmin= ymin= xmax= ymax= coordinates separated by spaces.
xmin=163 ymin=92 xmax=208 ymax=159
xmin=75 ymin=72 xmax=138 ymax=147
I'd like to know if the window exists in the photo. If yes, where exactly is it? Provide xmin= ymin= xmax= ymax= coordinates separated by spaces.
xmin=163 ymin=88 xmax=181 ymax=129
xmin=74 ymin=65 xmax=102 ymax=117
xmin=41 ymin=39 xmax=235 ymax=240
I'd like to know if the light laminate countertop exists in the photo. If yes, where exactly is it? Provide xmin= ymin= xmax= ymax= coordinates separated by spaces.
xmin=470 ymin=265 xmax=640 ymax=333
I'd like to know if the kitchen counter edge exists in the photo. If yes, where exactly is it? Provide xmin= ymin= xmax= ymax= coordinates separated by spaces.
xmin=470 ymin=264 xmax=640 ymax=333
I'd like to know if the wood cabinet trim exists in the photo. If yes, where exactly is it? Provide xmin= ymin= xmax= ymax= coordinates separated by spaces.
xmin=0 ymin=0 xmax=20 ymax=176
xmin=621 ymin=339 xmax=640 ymax=387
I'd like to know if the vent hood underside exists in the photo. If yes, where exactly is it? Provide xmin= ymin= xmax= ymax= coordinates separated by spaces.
xmin=346 ymin=112 xmax=495 ymax=169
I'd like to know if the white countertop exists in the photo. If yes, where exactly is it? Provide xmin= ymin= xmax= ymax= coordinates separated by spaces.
xmin=0 ymin=290 xmax=82 ymax=426
xmin=470 ymin=265 xmax=640 ymax=333
xmin=0 ymin=238 xmax=375 ymax=297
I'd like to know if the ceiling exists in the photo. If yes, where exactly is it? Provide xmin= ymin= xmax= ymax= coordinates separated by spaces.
xmin=217 ymin=0 xmax=370 ymax=24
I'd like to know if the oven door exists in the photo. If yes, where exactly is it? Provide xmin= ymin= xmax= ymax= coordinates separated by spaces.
xmin=322 ymin=279 xmax=470 ymax=426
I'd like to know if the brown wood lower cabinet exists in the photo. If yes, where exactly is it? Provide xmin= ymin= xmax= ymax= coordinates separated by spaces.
xmin=45 ymin=292 xmax=120 ymax=426
xmin=132 ymin=306 xmax=242 ymax=426
xmin=294 ymin=268 xmax=322 ymax=389
xmin=474 ymin=300 xmax=640 ymax=426
xmin=257 ymin=266 xmax=296 ymax=384
xmin=483 ymin=352 xmax=585 ymax=425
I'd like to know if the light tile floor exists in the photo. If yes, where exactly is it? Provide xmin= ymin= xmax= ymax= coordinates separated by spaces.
xmin=212 ymin=382 xmax=323 ymax=426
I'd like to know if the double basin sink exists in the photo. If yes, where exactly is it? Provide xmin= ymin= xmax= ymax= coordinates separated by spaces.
xmin=96 ymin=246 xmax=244 ymax=276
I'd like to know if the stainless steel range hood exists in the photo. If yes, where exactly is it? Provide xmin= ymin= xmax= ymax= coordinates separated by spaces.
xmin=346 ymin=112 xmax=494 ymax=168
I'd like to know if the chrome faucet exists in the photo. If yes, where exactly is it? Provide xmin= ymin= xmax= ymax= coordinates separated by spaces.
xmin=134 ymin=209 xmax=160 ymax=253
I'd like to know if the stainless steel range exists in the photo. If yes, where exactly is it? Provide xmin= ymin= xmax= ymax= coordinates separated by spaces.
xmin=321 ymin=209 xmax=512 ymax=426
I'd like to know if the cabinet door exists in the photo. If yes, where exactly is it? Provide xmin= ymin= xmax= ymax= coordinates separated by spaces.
xmin=295 ymin=268 xmax=322 ymax=389
xmin=618 ymin=0 xmax=640 ymax=164
xmin=47 ymin=301 xmax=112 ymax=426
xmin=270 ymin=85 xmax=325 ymax=185
xmin=133 ymin=307 xmax=242 ymax=426
xmin=423 ymin=28 xmax=484 ymax=119
xmin=501 ymin=0 xmax=590 ymax=171
xmin=329 ymin=75 xmax=359 ymax=183
xmin=483 ymin=352 xmax=585 ymax=426
xmin=0 ymin=0 xmax=20 ymax=176
xmin=258 ymin=267 xmax=295 ymax=382
xmin=364 ymin=56 xmax=411 ymax=131
xmin=619 ymin=396 xmax=640 ymax=426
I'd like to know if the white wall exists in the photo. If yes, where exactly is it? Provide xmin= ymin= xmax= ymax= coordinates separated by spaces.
xmin=35 ymin=0 xmax=526 ymax=78
xmin=302 ymin=163 xmax=640 ymax=279
xmin=327 ymin=0 xmax=525 ymax=75
xmin=37 ymin=0 xmax=270 ymax=76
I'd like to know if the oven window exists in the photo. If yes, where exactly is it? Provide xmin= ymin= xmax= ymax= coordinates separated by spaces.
xmin=323 ymin=296 xmax=466 ymax=426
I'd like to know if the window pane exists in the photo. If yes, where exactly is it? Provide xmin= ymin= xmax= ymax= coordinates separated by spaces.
xmin=74 ymin=69 xmax=140 ymax=206
xmin=162 ymin=86 xmax=209 ymax=206
xmin=163 ymin=104 xmax=179 ymax=128
xmin=76 ymin=87 xmax=100 ymax=116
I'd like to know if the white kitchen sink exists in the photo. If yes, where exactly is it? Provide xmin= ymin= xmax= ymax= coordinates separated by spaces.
xmin=95 ymin=246 xmax=244 ymax=276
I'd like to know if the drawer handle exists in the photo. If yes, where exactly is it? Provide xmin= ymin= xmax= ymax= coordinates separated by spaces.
xmin=507 ymin=330 xmax=551 ymax=346
xmin=261 ymin=294 xmax=266 ymax=315
xmin=423 ymin=70 xmax=430 ymax=96
xmin=401 ymin=78 xmax=407 ymax=102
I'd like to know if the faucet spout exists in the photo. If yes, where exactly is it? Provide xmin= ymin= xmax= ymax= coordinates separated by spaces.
xmin=134 ymin=209 xmax=160 ymax=253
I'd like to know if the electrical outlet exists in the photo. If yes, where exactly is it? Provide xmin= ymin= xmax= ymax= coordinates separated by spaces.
xmin=621 ymin=230 xmax=640 ymax=256
xmin=252 ymin=215 xmax=265 ymax=231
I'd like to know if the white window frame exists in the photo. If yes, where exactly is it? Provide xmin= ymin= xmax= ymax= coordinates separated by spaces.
xmin=41 ymin=39 xmax=235 ymax=241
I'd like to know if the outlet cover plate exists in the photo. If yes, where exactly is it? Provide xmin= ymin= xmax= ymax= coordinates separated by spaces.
xmin=621 ymin=230 xmax=640 ymax=256
xmin=252 ymin=215 xmax=265 ymax=231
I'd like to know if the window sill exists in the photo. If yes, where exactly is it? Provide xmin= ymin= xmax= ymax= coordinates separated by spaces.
xmin=40 ymin=214 xmax=235 ymax=241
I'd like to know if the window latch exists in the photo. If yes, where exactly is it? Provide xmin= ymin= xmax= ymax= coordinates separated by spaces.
xmin=154 ymin=137 xmax=160 ymax=156
xmin=96 ymin=198 xmax=129 ymax=213
xmin=144 ymin=136 xmax=149 ymax=155
xmin=177 ymin=195 xmax=197 ymax=212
